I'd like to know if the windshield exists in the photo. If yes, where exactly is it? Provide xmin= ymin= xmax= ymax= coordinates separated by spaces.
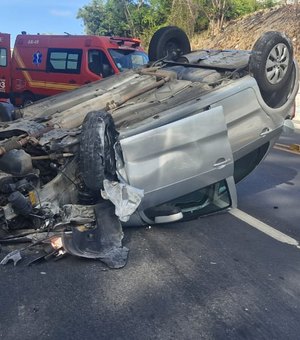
xmin=109 ymin=49 xmax=148 ymax=71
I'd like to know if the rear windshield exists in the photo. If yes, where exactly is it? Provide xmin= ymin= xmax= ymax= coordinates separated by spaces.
xmin=109 ymin=49 xmax=148 ymax=71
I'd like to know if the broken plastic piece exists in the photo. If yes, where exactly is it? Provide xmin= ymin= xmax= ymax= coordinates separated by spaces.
xmin=62 ymin=200 xmax=129 ymax=268
xmin=0 ymin=250 xmax=22 ymax=266
xmin=26 ymin=247 xmax=67 ymax=266
xmin=101 ymin=179 xmax=144 ymax=222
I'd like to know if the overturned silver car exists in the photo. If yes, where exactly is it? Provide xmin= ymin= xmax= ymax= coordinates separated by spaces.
xmin=0 ymin=27 xmax=298 ymax=267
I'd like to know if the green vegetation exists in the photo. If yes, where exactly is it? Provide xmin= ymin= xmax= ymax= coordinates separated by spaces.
xmin=77 ymin=0 xmax=277 ymax=46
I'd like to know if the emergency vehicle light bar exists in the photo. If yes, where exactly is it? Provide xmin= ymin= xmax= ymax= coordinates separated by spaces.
xmin=109 ymin=37 xmax=141 ymax=47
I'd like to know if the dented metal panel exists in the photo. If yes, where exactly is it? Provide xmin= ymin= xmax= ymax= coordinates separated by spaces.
xmin=120 ymin=106 xmax=234 ymax=209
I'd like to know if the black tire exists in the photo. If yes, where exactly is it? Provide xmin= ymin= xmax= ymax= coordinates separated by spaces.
xmin=249 ymin=31 xmax=293 ymax=93
xmin=148 ymin=26 xmax=191 ymax=62
xmin=22 ymin=92 xmax=35 ymax=107
xmin=80 ymin=110 xmax=119 ymax=191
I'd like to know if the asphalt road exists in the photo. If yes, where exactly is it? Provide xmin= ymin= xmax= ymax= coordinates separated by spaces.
xmin=0 ymin=131 xmax=300 ymax=340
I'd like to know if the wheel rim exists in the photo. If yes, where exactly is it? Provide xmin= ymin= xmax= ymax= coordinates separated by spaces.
xmin=265 ymin=43 xmax=290 ymax=84
xmin=164 ymin=40 xmax=180 ymax=59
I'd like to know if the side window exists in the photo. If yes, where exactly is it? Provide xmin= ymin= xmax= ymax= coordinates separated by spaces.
xmin=0 ymin=48 xmax=7 ymax=67
xmin=47 ymin=48 xmax=82 ymax=74
xmin=109 ymin=49 xmax=148 ymax=71
xmin=145 ymin=179 xmax=231 ymax=221
xmin=88 ymin=49 xmax=114 ymax=78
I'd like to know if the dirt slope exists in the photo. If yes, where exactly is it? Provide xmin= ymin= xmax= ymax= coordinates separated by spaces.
xmin=192 ymin=4 xmax=300 ymax=61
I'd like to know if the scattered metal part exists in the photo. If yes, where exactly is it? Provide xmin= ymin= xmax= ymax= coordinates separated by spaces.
xmin=26 ymin=240 xmax=67 ymax=266
xmin=0 ymin=124 xmax=53 ymax=156
xmin=31 ymin=153 xmax=74 ymax=160
xmin=0 ymin=250 xmax=22 ymax=266
xmin=0 ymin=234 xmax=61 ymax=266
xmin=0 ymin=233 xmax=57 ymax=244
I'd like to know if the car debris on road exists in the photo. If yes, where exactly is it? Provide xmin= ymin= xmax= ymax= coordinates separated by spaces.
xmin=0 ymin=27 xmax=298 ymax=268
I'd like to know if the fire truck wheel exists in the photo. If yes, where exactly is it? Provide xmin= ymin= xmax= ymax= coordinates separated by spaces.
xmin=22 ymin=93 xmax=35 ymax=107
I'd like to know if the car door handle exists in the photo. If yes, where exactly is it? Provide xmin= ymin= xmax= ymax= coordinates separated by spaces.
xmin=260 ymin=127 xmax=271 ymax=137
xmin=69 ymin=79 xmax=76 ymax=84
xmin=213 ymin=158 xmax=230 ymax=169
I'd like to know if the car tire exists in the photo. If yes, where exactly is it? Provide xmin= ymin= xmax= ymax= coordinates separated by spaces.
xmin=22 ymin=92 xmax=35 ymax=107
xmin=249 ymin=31 xmax=293 ymax=93
xmin=80 ymin=110 xmax=118 ymax=191
xmin=148 ymin=26 xmax=191 ymax=62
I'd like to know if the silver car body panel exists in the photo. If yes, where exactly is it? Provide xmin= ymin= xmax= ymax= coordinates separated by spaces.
xmin=118 ymin=68 xmax=298 ymax=209
xmin=120 ymin=106 xmax=234 ymax=210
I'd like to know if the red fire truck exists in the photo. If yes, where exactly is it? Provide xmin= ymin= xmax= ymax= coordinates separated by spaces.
xmin=0 ymin=32 xmax=148 ymax=106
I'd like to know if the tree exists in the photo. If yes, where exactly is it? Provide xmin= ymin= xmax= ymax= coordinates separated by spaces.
xmin=77 ymin=0 xmax=277 ymax=46
xmin=196 ymin=0 xmax=276 ymax=36
xmin=137 ymin=0 xmax=173 ymax=44
xmin=226 ymin=0 xmax=258 ymax=19
xmin=77 ymin=0 xmax=172 ymax=45
xmin=168 ymin=0 xmax=199 ymax=36
xmin=77 ymin=0 xmax=108 ymax=35
xmin=197 ymin=0 xmax=230 ymax=36
xmin=77 ymin=0 xmax=134 ymax=36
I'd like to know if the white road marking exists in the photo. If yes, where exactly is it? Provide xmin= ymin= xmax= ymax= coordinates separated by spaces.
xmin=229 ymin=208 xmax=300 ymax=248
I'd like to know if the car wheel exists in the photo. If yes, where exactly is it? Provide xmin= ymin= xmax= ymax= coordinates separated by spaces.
xmin=22 ymin=92 xmax=35 ymax=107
xmin=148 ymin=26 xmax=191 ymax=62
xmin=79 ymin=110 xmax=118 ymax=191
xmin=249 ymin=31 xmax=293 ymax=93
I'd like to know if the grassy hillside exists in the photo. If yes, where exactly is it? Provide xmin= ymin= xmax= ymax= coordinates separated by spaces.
xmin=191 ymin=5 xmax=300 ymax=61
